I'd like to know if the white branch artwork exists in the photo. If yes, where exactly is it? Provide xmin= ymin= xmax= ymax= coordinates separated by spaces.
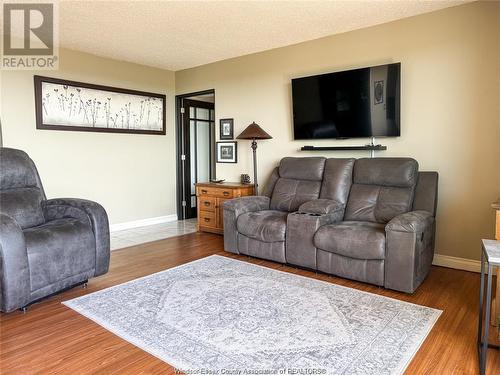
xmin=40 ymin=81 xmax=164 ymax=132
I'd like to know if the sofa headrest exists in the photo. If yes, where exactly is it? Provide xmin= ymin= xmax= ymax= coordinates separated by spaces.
xmin=353 ymin=158 xmax=419 ymax=188
xmin=0 ymin=148 xmax=43 ymax=191
xmin=279 ymin=157 xmax=326 ymax=181
xmin=320 ymin=158 xmax=355 ymax=203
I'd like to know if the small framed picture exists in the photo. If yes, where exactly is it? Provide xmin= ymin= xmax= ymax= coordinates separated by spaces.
xmin=216 ymin=141 xmax=237 ymax=163
xmin=219 ymin=118 xmax=234 ymax=140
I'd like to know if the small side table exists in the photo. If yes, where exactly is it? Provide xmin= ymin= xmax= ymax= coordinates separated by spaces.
xmin=478 ymin=239 xmax=500 ymax=375
xmin=195 ymin=182 xmax=254 ymax=234
xmin=491 ymin=199 xmax=500 ymax=327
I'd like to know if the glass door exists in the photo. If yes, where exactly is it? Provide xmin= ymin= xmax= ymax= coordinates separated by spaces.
xmin=182 ymin=99 xmax=215 ymax=218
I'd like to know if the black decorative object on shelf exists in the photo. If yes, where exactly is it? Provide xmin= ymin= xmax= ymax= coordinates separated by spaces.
xmin=240 ymin=174 xmax=251 ymax=184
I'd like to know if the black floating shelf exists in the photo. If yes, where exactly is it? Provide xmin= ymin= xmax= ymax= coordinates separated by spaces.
xmin=301 ymin=145 xmax=387 ymax=151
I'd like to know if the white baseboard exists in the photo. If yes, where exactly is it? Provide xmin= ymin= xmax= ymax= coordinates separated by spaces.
xmin=433 ymin=253 xmax=496 ymax=274
xmin=110 ymin=214 xmax=178 ymax=232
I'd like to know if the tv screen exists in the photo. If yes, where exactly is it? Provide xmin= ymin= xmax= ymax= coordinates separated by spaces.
xmin=292 ymin=63 xmax=400 ymax=140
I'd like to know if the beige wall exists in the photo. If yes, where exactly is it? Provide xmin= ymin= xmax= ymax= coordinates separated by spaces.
xmin=1 ymin=49 xmax=176 ymax=225
xmin=176 ymin=1 xmax=500 ymax=261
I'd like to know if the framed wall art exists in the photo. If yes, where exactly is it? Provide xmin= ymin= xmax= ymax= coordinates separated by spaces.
xmin=219 ymin=118 xmax=234 ymax=140
xmin=34 ymin=75 xmax=166 ymax=135
xmin=216 ymin=141 xmax=237 ymax=163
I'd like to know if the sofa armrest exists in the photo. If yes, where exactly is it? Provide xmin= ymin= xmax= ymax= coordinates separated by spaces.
xmin=385 ymin=210 xmax=435 ymax=293
xmin=299 ymin=199 xmax=344 ymax=216
xmin=386 ymin=210 xmax=434 ymax=233
xmin=0 ymin=214 xmax=31 ymax=312
xmin=223 ymin=196 xmax=270 ymax=218
xmin=223 ymin=196 xmax=270 ymax=254
xmin=43 ymin=198 xmax=110 ymax=276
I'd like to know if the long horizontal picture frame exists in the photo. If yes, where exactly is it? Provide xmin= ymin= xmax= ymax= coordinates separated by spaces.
xmin=34 ymin=75 xmax=166 ymax=135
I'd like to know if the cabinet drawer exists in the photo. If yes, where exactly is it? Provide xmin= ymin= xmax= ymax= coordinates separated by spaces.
xmin=197 ymin=186 xmax=214 ymax=196
xmin=199 ymin=196 xmax=215 ymax=212
xmin=199 ymin=211 xmax=216 ymax=228
xmin=197 ymin=186 xmax=234 ymax=199
xmin=215 ymin=189 xmax=233 ymax=199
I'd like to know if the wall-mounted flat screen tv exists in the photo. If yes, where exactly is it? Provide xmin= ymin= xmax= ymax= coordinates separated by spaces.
xmin=292 ymin=63 xmax=400 ymax=140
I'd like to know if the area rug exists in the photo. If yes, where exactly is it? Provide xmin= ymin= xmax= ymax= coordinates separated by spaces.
xmin=63 ymin=255 xmax=441 ymax=374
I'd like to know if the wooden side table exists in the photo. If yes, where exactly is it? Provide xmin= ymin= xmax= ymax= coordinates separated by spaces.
xmin=195 ymin=182 xmax=254 ymax=234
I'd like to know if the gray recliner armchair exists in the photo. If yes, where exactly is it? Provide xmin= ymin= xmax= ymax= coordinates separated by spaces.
xmin=0 ymin=148 xmax=110 ymax=312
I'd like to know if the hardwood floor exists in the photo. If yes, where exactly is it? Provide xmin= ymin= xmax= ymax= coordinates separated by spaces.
xmin=1 ymin=232 xmax=499 ymax=374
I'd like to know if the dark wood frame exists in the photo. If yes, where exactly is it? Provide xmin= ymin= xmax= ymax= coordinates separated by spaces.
xmin=182 ymin=99 xmax=216 ymax=219
xmin=175 ymin=89 xmax=216 ymax=220
xmin=219 ymin=118 xmax=234 ymax=140
xmin=34 ymin=75 xmax=166 ymax=135
xmin=216 ymin=141 xmax=237 ymax=163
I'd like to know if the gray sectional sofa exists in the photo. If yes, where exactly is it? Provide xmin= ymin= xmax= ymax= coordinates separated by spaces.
xmin=223 ymin=157 xmax=438 ymax=293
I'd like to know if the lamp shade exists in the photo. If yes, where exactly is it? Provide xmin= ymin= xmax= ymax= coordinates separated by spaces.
xmin=236 ymin=122 xmax=272 ymax=140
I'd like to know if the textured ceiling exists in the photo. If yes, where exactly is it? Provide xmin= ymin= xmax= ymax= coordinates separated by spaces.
xmin=60 ymin=0 xmax=470 ymax=71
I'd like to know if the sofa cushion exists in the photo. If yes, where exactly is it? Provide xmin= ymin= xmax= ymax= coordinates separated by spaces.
xmin=353 ymin=158 xmax=418 ymax=187
xmin=344 ymin=184 xmax=415 ymax=223
xmin=237 ymin=210 xmax=288 ymax=242
xmin=314 ymin=221 xmax=386 ymax=260
xmin=269 ymin=157 xmax=326 ymax=212
xmin=344 ymin=158 xmax=418 ymax=223
xmin=270 ymin=178 xmax=322 ymax=212
xmin=24 ymin=218 xmax=96 ymax=291
xmin=0 ymin=187 xmax=45 ymax=229
xmin=278 ymin=157 xmax=325 ymax=181
xmin=319 ymin=158 xmax=355 ymax=205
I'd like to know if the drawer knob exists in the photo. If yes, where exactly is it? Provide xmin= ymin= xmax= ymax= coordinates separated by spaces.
xmin=204 ymin=201 xmax=210 ymax=206
xmin=223 ymin=191 xmax=230 ymax=196
xmin=204 ymin=217 xmax=210 ymax=222
xmin=201 ymin=189 xmax=208 ymax=194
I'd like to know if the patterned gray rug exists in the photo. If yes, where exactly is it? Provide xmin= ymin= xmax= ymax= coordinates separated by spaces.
xmin=63 ymin=255 xmax=441 ymax=374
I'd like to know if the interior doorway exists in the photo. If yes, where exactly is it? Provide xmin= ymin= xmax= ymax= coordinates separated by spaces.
xmin=176 ymin=90 xmax=216 ymax=220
